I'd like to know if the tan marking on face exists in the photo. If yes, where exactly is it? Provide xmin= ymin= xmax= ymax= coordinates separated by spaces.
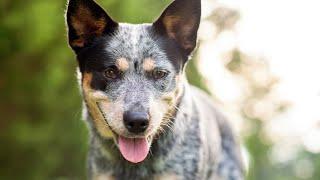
xmin=149 ymin=98 xmax=169 ymax=136
xmin=159 ymin=86 xmax=181 ymax=128
xmin=82 ymin=73 xmax=114 ymax=138
xmin=161 ymin=74 xmax=183 ymax=105
xmin=116 ymin=58 xmax=129 ymax=71
xmin=149 ymin=74 xmax=184 ymax=136
xmin=143 ymin=58 xmax=155 ymax=71
xmin=98 ymin=99 xmax=126 ymax=135
xmin=82 ymin=73 xmax=128 ymax=136
xmin=70 ymin=5 xmax=107 ymax=47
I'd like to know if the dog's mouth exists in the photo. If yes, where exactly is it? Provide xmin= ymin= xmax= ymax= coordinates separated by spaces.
xmin=96 ymin=102 xmax=152 ymax=163
xmin=117 ymin=136 xmax=150 ymax=163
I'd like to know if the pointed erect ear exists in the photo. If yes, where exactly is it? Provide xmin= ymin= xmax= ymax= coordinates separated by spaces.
xmin=66 ymin=0 xmax=118 ymax=51
xmin=153 ymin=0 xmax=201 ymax=55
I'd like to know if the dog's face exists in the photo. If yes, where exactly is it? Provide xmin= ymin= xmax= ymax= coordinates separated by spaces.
xmin=66 ymin=0 xmax=200 ymax=163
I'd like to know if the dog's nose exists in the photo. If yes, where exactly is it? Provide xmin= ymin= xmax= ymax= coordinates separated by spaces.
xmin=123 ymin=111 xmax=149 ymax=133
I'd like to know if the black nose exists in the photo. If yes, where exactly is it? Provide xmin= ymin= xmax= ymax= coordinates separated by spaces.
xmin=123 ymin=111 xmax=149 ymax=133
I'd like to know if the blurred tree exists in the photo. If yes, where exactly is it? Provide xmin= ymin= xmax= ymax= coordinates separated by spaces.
xmin=207 ymin=4 xmax=320 ymax=180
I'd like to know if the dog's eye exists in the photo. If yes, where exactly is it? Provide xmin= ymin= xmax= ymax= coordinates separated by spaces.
xmin=104 ymin=66 xmax=120 ymax=79
xmin=152 ymin=69 xmax=168 ymax=80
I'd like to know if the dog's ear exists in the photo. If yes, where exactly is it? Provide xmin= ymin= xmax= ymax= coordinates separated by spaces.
xmin=66 ymin=0 xmax=118 ymax=52
xmin=153 ymin=0 xmax=201 ymax=56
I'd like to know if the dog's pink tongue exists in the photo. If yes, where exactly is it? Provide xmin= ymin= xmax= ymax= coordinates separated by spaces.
xmin=118 ymin=136 xmax=149 ymax=163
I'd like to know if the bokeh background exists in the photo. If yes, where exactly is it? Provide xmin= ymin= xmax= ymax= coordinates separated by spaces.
xmin=1 ymin=0 xmax=320 ymax=179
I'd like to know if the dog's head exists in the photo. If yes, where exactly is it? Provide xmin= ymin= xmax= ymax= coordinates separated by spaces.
xmin=66 ymin=0 xmax=200 ymax=163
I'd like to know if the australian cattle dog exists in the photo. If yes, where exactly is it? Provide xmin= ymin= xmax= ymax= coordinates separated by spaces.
xmin=66 ymin=0 xmax=244 ymax=179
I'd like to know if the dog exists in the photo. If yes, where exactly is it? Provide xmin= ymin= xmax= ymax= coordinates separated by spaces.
xmin=66 ymin=0 xmax=244 ymax=179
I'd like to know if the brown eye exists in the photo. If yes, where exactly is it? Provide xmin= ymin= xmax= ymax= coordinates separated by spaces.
xmin=152 ymin=69 xmax=168 ymax=80
xmin=104 ymin=66 xmax=120 ymax=79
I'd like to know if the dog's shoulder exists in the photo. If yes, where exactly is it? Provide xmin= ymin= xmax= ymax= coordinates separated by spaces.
xmin=189 ymin=85 xmax=245 ymax=179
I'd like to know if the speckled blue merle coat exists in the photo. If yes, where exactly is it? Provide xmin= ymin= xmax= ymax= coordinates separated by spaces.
xmin=66 ymin=0 xmax=245 ymax=179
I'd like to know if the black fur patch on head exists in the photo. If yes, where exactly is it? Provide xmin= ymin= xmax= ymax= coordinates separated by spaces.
xmin=76 ymin=36 xmax=115 ymax=73
xmin=149 ymin=30 xmax=185 ymax=72
xmin=76 ymin=38 xmax=120 ymax=92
